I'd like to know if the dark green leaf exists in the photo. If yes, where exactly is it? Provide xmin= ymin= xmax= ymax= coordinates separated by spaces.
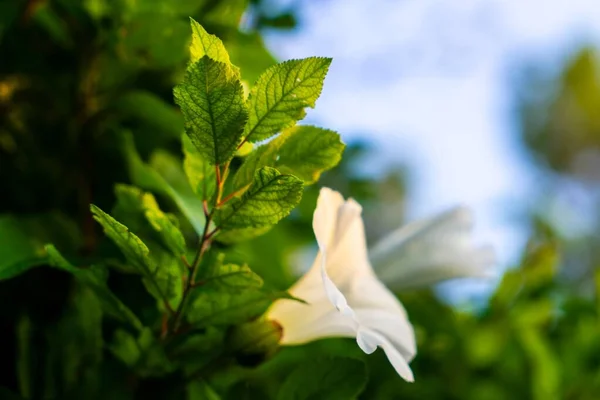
xmin=277 ymin=357 xmax=367 ymax=400
xmin=45 ymin=245 xmax=143 ymax=330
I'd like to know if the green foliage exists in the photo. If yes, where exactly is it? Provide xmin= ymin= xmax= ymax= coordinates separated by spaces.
xmin=45 ymin=245 xmax=143 ymax=330
xmin=189 ymin=18 xmax=236 ymax=69
xmin=90 ymin=204 xmax=182 ymax=309
xmin=277 ymin=357 xmax=368 ymax=400
xmin=174 ymin=56 xmax=248 ymax=165
xmin=183 ymin=134 xmax=217 ymax=202
xmin=0 ymin=216 xmax=48 ymax=280
xmin=123 ymin=132 xmax=206 ymax=234
xmin=215 ymin=167 xmax=303 ymax=242
xmin=6 ymin=4 xmax=600 ymax=400
xmin=234 ymin=125 xmax=345 ymax=188
xmin=187 ymin=259 xmax=283 ymax=327
xmin=244 ymin=57 xmax=332 ymax=143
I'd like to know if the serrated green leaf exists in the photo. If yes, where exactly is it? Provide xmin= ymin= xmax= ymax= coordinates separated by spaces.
xmin=45 ymin=245 xmax=143 ymax=330
xmin=189 ymin=18 xmax=233 ymax=66
xmin=90 ymin=205 xmax=181 ymax=309
xmin=243 ymin=57 xmax=332 ymax=142
xmin=123 ymin=132 xmax=206 ymax=234
xmin=215 ymin=167 xmax=303 ymax=242
xmin=182 ymin=134 xmax=217 ymax=201
xmin=233 ymin=125 xmax=344 ymax=189
xmin=276 ymin=126 xmax=345 ymax=183
xmin=174 ymin=56 xmax=248 ymax=165
xmin=277 ymin=357 xmax=367 ymax=400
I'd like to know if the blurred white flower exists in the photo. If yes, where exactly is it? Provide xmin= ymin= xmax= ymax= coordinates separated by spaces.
xmin=369 ymin=206 xmax=496 ymax=291
xmin=267 ymin=188 xmax=416 ymax=381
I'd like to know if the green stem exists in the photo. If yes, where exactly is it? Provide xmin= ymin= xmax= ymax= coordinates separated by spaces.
xmin=170 ymin=212 xmax=213 ymax=333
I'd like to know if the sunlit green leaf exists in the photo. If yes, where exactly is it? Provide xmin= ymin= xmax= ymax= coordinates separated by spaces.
xmin=174 ymin=56 xmax=248 ymax=165
xmin=275 ymin=126 xmax=344 ymax=183
xmin=233 ymin=125 xmax=344 ymax=189
xmin=189 ymin=18 xmax=234 ymax=68
xmin=182 ymin=134 xmax=217 ymax=202
xmin=243 ymin=57 xmax=331 ymax=142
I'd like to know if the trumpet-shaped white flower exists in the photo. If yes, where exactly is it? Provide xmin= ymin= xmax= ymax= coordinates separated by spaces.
xmin=267 ymin=188 xmax=417 ymax=381
xmin=369 ymin=206 xmax=496 ymax=291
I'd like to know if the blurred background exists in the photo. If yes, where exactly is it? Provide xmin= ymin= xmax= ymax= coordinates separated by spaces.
xmin=260 ymin=0 xmax=600 ymax=304
xmin=1 ymin=0 xmax=600 ymax=399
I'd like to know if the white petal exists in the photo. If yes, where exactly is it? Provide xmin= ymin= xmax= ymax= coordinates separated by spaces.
xmin=349 ymin=278 xmax=417 ymax=361
xmin=356 ymin=328 xmax=415 ymax=382
xmin=355 ymin=309 xmax=416 ymax=361
xmin=370 ymin=206 xmax=496 ymax=290
xmin=267 ymin=298 xmax=357 ymax=345
xmin=312 ymin=187 xmax=346 ymax=250
xmin=310 ymin=188 xmax=372 ymax=290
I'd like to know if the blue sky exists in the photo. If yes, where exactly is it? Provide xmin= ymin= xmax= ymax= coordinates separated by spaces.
xmin=263 ymin=0 xmax=600 ymax=302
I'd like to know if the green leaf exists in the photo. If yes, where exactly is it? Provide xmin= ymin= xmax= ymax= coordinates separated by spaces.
xmin=135 ymin=186 xmax=187 ymax=257
xmin=44 ymin=284 xmax=103 ymax=398
xmin=232 ymin=138 xmax=282 ymax=191
xmin=215 ymin=167 xmax=303 ymax=242
xmin=45 ymin=245 xmax=143 ymax=330
xmin=243 ymin=57 xmax=332 ymax=142
xmin=188 ymin=288 xmax=284 ymax=328
xmin=275 ymin=126 xmax=345 ymax=184
xmin=91 ymin=204 xmax=153 ymax=270
xmin=189 ymin=18 xmax=233 ymax=67
xmin=0 ymin=213 xmax=80 ymax=280
xmin=115 ymin=90 xmax=184 ymax=140
xmin=0 ymin=216 xmax=46 ymax=280
xmin=90 ymin=205 xmax=181 ymax=309
xmin=233 ymin=125 xmax=344 ymax=189
xmin=187 ymin=260 xmax=282 ymax=327
xmin=277 ymin=357 xmax=367 ymax=400
xmin=182 ymin=134 xmax=217 ymax=201
xmin=174 ymin=56 xmax=248 ymax=165
xmin=123 ymin=132 xmax=206 ymax=235
xmin=188 ymin=380 xmax=221 ymax=400
xmin=109 ymin=328 xmax=176 ymax=377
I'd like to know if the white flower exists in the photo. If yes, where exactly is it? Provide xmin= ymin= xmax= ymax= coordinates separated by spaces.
xmin=267 ymin=188 xmax=417 ymax=381
xmin=369 ymin=206 xmax=496 ymax=291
